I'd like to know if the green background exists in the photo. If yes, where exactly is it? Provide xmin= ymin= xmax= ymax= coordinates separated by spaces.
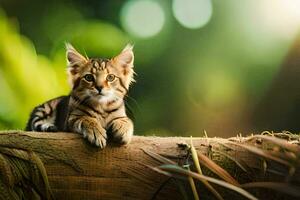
xmin=0 ymin=0 xmax=299 ymax=137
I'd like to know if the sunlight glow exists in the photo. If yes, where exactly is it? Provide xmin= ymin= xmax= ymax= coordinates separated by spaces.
xmin=172 ymin=0 xmax=212 ymax=29
xmin=120 ymin=0 xmax=165 ymax=38
xmin=260 ymin=0 xmax=300 ymax=39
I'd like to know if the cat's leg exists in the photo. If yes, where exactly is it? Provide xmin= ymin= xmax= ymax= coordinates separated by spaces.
xmin=109 ymin=117 xmax=133 ymax=145
xmin=69 ymin=116 xmax=107 ymax=148
xmin=26 ymin=99 xmax=60 ymax=132
xmin=38 ymin=122 xmax=58 ymax=132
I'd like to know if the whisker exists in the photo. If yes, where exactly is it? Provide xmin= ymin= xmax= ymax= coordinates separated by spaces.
xmin=124 ymin=94 xmax=141 ymax=122
xmin=125 ymin=94 xmax=140 ymax=111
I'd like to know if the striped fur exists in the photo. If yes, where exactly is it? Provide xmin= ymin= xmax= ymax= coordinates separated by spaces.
xmin=26 ymin=44 xmax=135 ymax=148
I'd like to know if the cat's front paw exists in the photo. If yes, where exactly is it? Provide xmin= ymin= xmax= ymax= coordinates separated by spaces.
xmin=110 ymin=117 xmax=133 ymax=145
xmin=82 ymin=124 xmax=107 ymax=148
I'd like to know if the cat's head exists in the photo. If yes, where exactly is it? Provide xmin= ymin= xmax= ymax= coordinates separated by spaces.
xmin=66 ymin=43 xmax=135 ymax=105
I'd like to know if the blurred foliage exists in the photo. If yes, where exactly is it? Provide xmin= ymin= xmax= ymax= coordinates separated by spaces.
xmin=0 ymin=10 xmax=128 ymax=129
xmin=0 ymin=0 xmax=299 ymax=136
xmin=0 ymin=10 xmax=65 ymax=129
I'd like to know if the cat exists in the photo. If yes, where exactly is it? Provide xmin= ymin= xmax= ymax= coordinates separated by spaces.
xmin=25 ymin=43 xmax=135 ymax=148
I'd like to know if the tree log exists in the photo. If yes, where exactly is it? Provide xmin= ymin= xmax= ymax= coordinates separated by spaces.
xmin=0 ymin=131 xmax=299 ymax=200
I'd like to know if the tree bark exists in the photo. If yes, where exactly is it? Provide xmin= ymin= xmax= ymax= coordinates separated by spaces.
xmin=0 ymin=131 xmax=299 ymax=200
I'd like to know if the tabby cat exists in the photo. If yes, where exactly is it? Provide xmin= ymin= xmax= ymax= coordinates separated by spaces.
xmin=25 ymin=43 xmax=135 ymax=148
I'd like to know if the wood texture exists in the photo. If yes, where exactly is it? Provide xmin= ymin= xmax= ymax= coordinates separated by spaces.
xmin=0 ymin=131 xmax=299 ymax=200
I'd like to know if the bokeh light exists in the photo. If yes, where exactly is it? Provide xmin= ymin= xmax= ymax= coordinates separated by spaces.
xmin=120 ymin=0 xmax=165 ymax=38
xmin=259 ymin=0 xmax=300 ymax=39
xmin=172 ymin=0 xmax=213 ymax=29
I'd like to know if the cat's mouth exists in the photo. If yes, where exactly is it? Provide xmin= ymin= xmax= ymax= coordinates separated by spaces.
xmin=96 ymin=90 xmax=107 ymax=97
xmin=98 ymin=90 xmax=113 ymax=97
xmin=97 ymin=92 xmax=110 ymax=99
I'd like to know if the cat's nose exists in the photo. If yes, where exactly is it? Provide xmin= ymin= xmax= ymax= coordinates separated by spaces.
xmin=95 ymin=86 xmax=103 ymax=94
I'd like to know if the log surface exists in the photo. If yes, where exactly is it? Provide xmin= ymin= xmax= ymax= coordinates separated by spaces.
xmin=0 ymin=131 xmax=299 ymax=200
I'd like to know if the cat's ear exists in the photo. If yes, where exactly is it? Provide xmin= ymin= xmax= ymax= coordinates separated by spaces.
xmin=65 ymin=43 xmax=87 ymax=64
xmin=112 ymin=44 xmax=135 ymax=88
xmin=65 ymin=43 xmax=87 ymax=87
xmin=113 ymin=44 xmax=134 ymax=68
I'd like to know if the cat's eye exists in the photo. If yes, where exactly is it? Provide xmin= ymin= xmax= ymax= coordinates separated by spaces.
xmin=106 ymin=74 xmax=115 ymax=82
xmin=84 ymin=74 xmax=94 ymax=82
